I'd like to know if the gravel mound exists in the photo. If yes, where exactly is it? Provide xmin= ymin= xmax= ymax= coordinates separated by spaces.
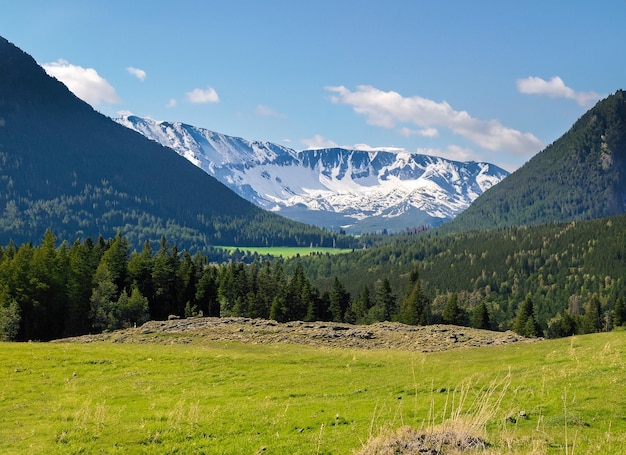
xmin=54 ymin=317 xmax=537 ymax=351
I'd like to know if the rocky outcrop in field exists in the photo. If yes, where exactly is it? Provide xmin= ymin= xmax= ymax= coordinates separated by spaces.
xmin=55 ymin=317 xmax=536 ymax=352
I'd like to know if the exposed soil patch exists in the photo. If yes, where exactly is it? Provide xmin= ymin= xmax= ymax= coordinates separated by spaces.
xmin=356 ymin=426 xmax=487 ymax=454
xmin=55 ymin=317 xmax=537 ymax=351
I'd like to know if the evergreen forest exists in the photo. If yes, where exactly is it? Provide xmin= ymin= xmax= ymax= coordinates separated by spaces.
xmin=2 ymin=213 xmax=626 ymax=341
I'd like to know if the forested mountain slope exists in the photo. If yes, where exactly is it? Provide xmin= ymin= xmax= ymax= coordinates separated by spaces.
xmin=0 ymin=36 xmax=353 ymax=251
xmin=287 ymin=214 xmax=626 ymax=336
xmin=446 ymin=90 xmax=626 ymax=231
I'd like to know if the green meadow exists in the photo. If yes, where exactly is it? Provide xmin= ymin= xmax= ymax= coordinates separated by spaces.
xmin=216 ymin=245 xmax=352 ymax=258
xmin=1 ymin=331 xmax=625 ymax=454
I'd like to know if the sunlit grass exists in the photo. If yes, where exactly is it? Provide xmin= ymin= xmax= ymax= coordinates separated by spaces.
xmin=215 ymin=245 xmax=352 ymax=258
xmin=1 ymin=331 xmax=625 ymax=453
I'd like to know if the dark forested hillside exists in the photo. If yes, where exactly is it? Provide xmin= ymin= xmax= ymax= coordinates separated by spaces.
xmin=446 ymin=90 xmax=626 ymax=231
xmin=287 ymin=215 xmax=626 ymax=336
xmin=0 ymin=36 xmax=356 ymax=251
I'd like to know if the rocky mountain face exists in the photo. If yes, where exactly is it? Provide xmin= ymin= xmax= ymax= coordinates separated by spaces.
xmin=116 ymin=115 xmax=509 ymax=233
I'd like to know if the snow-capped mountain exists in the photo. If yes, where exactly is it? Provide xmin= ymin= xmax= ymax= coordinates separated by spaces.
xmin=116 ymin=115 xmax=509 ymax=233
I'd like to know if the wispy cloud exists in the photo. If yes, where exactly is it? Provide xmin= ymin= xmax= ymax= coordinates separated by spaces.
xmin=301 ymin=134 xmax=338 ymax=149
xmin=326 ymin=85 xmax=543 ymax=155
xmin=186 ymin=87 xmax=220 ymax=104
xmin=398 ymin=126 xmax=439 ymax=138
xmin=255 ymin=104 xmax=286 ymax=118
xmin=516 ymin=76 xmax=602 ymax=106
xmin=166 ymin=98 xmax=177 ymax=108
xmin=126 ymin=66 xmax=147 ymax=81
xmin=42 ymin=59 xmax=121 ymax=106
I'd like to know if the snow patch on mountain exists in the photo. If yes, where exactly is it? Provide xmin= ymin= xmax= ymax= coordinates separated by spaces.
xmin=115 ymin=115 xmax=509 ymax=233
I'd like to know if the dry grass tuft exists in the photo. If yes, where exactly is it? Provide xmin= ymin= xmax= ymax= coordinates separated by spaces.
xmin=355 ymin=426 xmax=486 ymax=454
xmin=356 ymin=374 xmax=510 ymax=454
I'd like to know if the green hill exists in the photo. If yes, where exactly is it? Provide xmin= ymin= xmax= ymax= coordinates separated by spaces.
xmin=446 ymin=90 xmax=626 ymax=231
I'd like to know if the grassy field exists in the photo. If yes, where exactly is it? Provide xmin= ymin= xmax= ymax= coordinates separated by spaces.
xmin=216 ymin=245 xmax=353 ymax=258
xmin=1 ymin=331 xmax=625 ymax=454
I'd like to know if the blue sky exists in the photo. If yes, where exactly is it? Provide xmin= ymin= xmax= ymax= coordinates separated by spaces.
xmin=2 ymin=1 xmax=625 ymax=171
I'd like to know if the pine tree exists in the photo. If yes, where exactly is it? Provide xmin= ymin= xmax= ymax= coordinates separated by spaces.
xmin=287 ymin=263 xmax=310 ymax=321
xmin=299 ymin=280 xmax=316 ymax=322
xmin=350 ymin=285 xmax=371 ymax=324
xmin=89 ymin=263 xmax=117 ymax=332
xmin=176 ymin=251 xmax=196 ymax=316
xmin=442 ymin=293 xmax=466 ymax=326
xmin=375 ymin=278 xmax=396 ymax=322
xmin=195 ymin=266 xmax=219 ymax=317
xmin=99 ymin=230 xmax=129 ymax=297
xmin=613 ymin=297 xmax=625 ymax=327
xmin=29 ymin=229 xmax=66 ymax=339
xmin=398 ymin=277 xmax=429 ymax=325
xmin=5 ymin=243 xmax=34 ymax=340
xmin=0 ymin=297 xmax=21 ymax=341
xmin=65 ymin=239 xmax=99 ymax=336
xmin=581 ymin=295 xmax=603 ymax=334
xmin=470 ymin=301 xmax=490 ymax=329
xmin=524 ymin=316 xmax=538 ymax=337
xmin=124 ymin=286 xmax=150 ymax=326
xmin=512 ymin=296 xmax=540 ymax=337
xmin=151 ymin=237 xmax=178 ymax=319
xmin=255 ymin=261 xmax=275 ymax=319
xmin=269 ymin=295 xmax=287 ymax=322
xmin=329 ymin=276 xmax=350 ymax=323
xmin=127 ymin=241 xmax=154 ymax=304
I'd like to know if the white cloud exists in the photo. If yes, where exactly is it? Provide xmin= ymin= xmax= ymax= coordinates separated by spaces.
xmin=166 ymin=98 xmax=177 ymax=108
xmin=399 ymin=126 xmax=439 ymax=138
xmin=516 ymin=76 xmax=602 ymax=106
xmin=326 ymin=85 xmax=543 ymax=155
xmin=301 ymin=134 xmax=338 ymax=149
xmin=255 ymin=104 xmax=286 ymax=118
xmin=42 ymin=59 xmax=121 ymax=106
xmin=126 ymin=66 xmax=147 ymax=81
xmin=186 ymin=87 xmax=220 ymax=104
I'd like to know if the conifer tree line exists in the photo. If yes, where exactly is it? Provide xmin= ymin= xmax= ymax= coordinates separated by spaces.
xmin=289 ymin=215 xmax=626 ymax=339
xmin=2 ymin=220 xmax=625 ymax=341
xmin=0 ymin=230 xmax=432 ymax=341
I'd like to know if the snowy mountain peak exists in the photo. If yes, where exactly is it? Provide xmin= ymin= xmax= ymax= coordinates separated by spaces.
xmin=115 ymin=115 xmax=508 ymax=233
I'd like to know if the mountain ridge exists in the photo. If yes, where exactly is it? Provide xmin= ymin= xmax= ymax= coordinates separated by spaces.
xmin=0 ymin=36 xmax=353 ymax=251
xmin=116 ymin=115 xmax=509 ymax=233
